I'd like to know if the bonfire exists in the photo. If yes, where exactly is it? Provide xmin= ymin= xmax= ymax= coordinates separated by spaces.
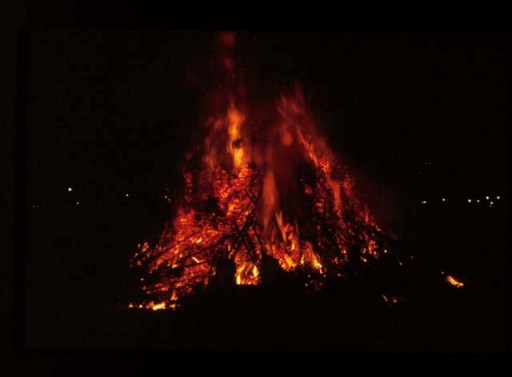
xmin=129 ymin=32 xmax=395 ymax=310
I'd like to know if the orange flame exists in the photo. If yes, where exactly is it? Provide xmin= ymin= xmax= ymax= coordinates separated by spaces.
xmin=130 ymin=33 xmax=390 ymax=310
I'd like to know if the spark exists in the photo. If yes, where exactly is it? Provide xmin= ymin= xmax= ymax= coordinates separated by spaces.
xmin=68 ymin=187 xmax=73 ymax=192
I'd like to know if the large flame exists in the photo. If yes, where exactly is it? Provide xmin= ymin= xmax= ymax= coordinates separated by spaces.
xmin=130 ymin=32 xmax=389 ymax=310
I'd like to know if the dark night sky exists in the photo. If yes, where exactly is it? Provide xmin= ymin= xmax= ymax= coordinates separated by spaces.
xmin=29 ymin=32 xmax=510 ymax=210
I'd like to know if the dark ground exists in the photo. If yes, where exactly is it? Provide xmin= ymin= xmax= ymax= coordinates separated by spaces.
xmin=25 ymin=197 xmax=508 ymax=351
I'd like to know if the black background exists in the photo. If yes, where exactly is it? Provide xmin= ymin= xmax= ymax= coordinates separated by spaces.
xmin=3 ymin=0 xmax=511 ymax=373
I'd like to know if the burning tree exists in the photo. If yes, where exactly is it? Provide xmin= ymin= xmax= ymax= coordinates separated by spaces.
xmin=129 ymin=32 xmax=395 ymax=311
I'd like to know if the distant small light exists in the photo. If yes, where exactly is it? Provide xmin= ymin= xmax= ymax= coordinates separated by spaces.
xmin=76 ymin=201 xmax=80 ymax=205
xmin=68 ymin=187 xmax=73 ymax=192
xmin=497 ymin=196 xmax=500 ymax=200
xmin=476 ymin=199 xmax=480 ymax=203
xmin=490 ymin=201 xmax=494 ymax=205
xmin=442 ymin=198 xmax=446 ymax=202
xmin=421 ymin=200 xmax=427 ymax=204
xmin=485 ymin=196 xmax=489 ymax=200
xmin=125 ymin=193 xmax=130 ymax=197
xmin=468 ymin=199 xmax=472 ymax=203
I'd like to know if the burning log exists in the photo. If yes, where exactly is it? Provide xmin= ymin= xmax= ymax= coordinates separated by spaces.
xmin=129 ymin=32 xmax=397 ymax=311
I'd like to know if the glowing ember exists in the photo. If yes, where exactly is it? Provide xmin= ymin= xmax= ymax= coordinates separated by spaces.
xmin=129 ymin=32 xmax=393 ymax=310
xmin=446 ymin=275 xmax=464 ymax=288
